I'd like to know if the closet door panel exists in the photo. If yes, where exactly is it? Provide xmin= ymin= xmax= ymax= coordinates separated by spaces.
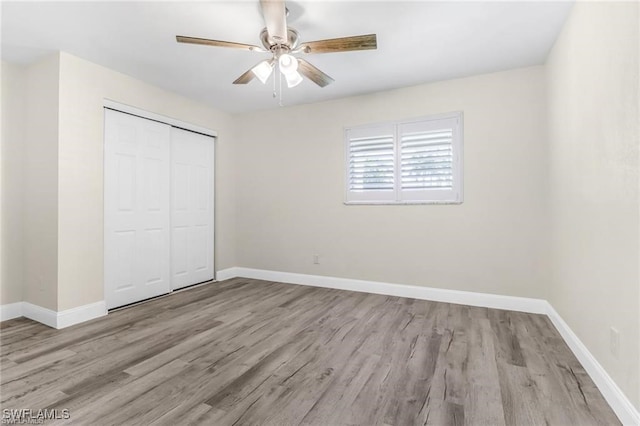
xmin=105 ymin=109 xmax=171 ymax=309
xmin=171 ymin=128 xmax=215 ymax=289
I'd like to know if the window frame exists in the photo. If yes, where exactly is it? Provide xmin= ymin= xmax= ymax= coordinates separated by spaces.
xmin=344 ymin=111 xmax=464 ymax=205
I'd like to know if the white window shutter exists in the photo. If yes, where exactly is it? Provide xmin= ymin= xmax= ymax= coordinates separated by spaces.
xmin=344 ymin=113 xmax=462 ymax=204
xmin=345 ymin=125 xmax=397 ymax=203
xmin=398 ymin=116 xmax=461 ymax=202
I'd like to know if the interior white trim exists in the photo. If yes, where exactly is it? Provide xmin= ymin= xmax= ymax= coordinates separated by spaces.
xmin=215 ymin=266 xmax=640 ymax=424
xmin=545 ymin=303 xmax=640 ymax=426
xmin=2 ymin=301 xmax=107 ymax=329
xmin=216 ymin=267 xmax=547 ymax=314
xmin=56 ymin=301 xmax=108 ymax=329
xmin=216 ymin=267 xmax=242 ymax=282
xmin=0 ymin=302 xmax=23 ymax=321
xmin=103 ymin=99 xmax=218 ymax=138
xmin=22 ymin=303 xmax=58 ymax=328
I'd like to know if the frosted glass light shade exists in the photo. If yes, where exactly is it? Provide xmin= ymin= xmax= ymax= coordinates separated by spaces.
xmin=285 ymin=70 xmax=303 ymax=88
xmin=252 ymin=60 xmax=274 ymax=84
xmin=278 ymin=54 xmax=298 ymax=75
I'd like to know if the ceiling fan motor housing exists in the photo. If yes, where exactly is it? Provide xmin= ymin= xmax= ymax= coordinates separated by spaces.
xmin=261 ymin=27 xmax=300 ymax=53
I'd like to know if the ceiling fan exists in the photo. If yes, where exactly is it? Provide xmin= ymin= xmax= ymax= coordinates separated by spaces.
xmin=176 ymin=0 xmax=377 ymax=89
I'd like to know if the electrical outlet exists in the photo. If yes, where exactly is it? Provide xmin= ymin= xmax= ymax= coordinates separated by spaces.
xmin=610 ymin=327 xmax=620 ymax=358
xmin=313 ymin=255 xmax=320 ymax=265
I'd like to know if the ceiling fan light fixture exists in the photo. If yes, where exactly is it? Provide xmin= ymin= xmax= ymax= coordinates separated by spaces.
xmin=284 ymin=70 xmax=303 ymax=88
xmin=178 ymin=0 xmax=377 ymax=93
xmin=252 ymin=60 xmax=274 ymax=84
xmin=278 ymin=53 xmax=298 ymax=75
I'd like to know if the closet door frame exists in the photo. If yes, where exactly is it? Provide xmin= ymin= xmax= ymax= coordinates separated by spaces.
xmin=103 ymin=100 xmax=217 ymax=138
xmin=103 ymin=100 xmax=217 ymax=309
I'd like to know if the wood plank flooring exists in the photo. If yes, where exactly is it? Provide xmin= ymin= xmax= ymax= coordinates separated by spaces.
xmin=0 ymin=278 xmax=620 ymax=425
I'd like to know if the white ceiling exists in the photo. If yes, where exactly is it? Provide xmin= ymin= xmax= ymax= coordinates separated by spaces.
xmin=1 ymin=1 xmax=573 ymax=113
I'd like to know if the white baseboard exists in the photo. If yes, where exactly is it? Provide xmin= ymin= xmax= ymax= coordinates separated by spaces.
xmin=216 ymin=266 xmax=640 ymax=425
xmin=22 ymin=302 xmax=58 ymax=328
xmin=217 ymin=267 xmax=548 ymax=314
xmin=0 ymin=302 xmax=23 ymax=321
xmin=216 ymin=267 xmax=242 ymax=282
xmin=1 ymin=301 xmax=107 ymax=329
xmin=545 ymin=303 xmax=640 ymax=425
xmin=56 ymin=301 xmax=107 ymax=329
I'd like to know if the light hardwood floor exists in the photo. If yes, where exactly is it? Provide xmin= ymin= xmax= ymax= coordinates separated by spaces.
xmin=0 ymin=278 xmax=620 ymax=425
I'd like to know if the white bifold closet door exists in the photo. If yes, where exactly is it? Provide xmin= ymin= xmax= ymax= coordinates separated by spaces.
xmin=104 ymin=109 xmax=172 ymax=309
xmin=170 ymin=127 xmax=215 ymax=290
xmin=104 ymin=109 xmax=214 ymax=309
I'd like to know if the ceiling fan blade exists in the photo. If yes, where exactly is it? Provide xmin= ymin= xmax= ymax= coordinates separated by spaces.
xmin=233 ymin=68 xmax=256 ymax=85
xmin=260 ymin=0 xmax=288 ymax=44
xmin=297 ymin=59 xmax=334 ymax=88
xmin=176 ymin=35 xmax=265 ymax=52
xmin=298 ymin=34 xmax=377 ymax=54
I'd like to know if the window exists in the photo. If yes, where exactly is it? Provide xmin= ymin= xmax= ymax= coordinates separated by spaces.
xmin=345 ymin=112 xmax=463 ymax=204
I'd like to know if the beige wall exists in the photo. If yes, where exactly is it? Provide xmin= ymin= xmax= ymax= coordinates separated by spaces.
xmin=234 ymin=66 xmax=549 ymax=299
xmin=56 ymin=52 xmax=236 ymax=310
xmin=546 ymin=1 xmax=640 ymax=409
xmin=23 ymin=54 xmax=61 ymax=311
xmin=0 ymin=52 xmax=236 ymax=312
xmin=1 ymin=62 xmax=26 ymax=306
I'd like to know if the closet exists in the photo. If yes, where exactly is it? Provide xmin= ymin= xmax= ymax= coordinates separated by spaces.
xmin=104 ymin=108 xmax=215 ymax=309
